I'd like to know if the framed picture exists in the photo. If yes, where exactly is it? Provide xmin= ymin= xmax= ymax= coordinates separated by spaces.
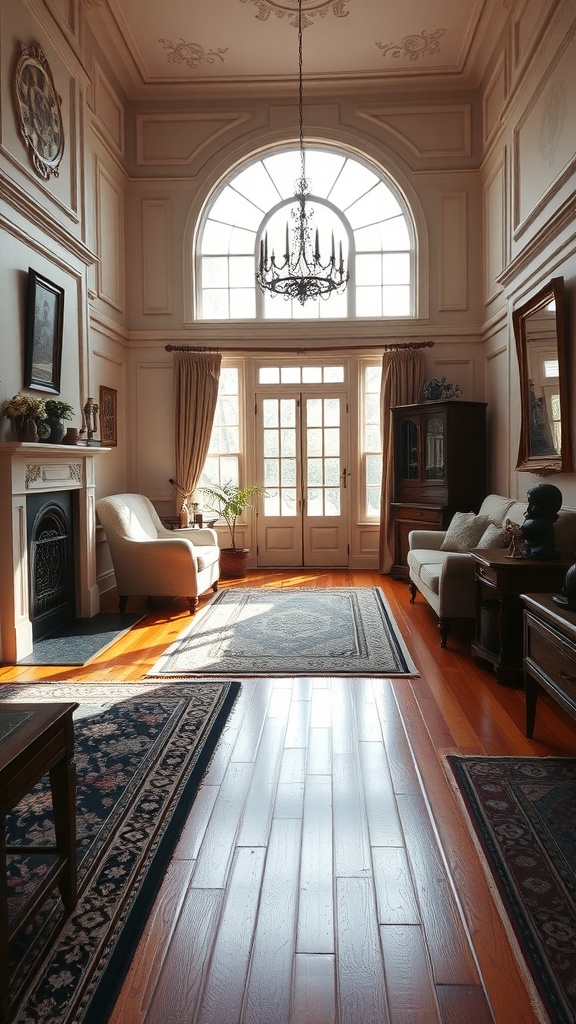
xmin=99 ymin=386 xmax=118 ymax=447
xmin=24 ymin=269 xmax=64 ymax=394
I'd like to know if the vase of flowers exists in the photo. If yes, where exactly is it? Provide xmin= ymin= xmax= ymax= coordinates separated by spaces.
xmin=44 ymin=399 xmax=75 ymax=443
xmin=0 ymin=393 xmax=47 ymax=442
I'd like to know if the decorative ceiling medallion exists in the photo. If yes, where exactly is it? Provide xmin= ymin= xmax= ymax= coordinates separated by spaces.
xmin=12 ymin=42 xmax=64 ymax=180
xmin=239 ymin=0 xmax=351 ymax=29
xmin=159 ymin=38 xmax=228 ymax=69
xmin=377 ymin=28 xmax=446 ymax=62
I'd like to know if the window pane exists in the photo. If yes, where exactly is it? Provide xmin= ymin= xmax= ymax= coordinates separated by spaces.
xmin=365 ymin=424 xmax=381 ymax=451
xmin=264 ymin=459 xmax=279 ymax=485
xmin=366 ymin=454 xmax=382 ymax=486
xmin=280 ymin=428 xmax=296 ymax=456
xmin=380 ymin=216 xmax=410 ymax=250
xmin=325 ymin=488 xmax=340 ymax=515
xmin=209 ymin=187 xmax=262 ymax=230
xmin=280 ymin=400 xmax=296 ymax=427
xmin=307 ymin=459 xmax=323 ymax=485
xmin=280 ymin=367 xmax=300 ymax=384
xmin=229 ymin=289 xmax=256 ymax=318
xmin=260 ymin=368 xmax=280 ymax=384
xmin=202 ymin=289 xmax=229 ymax=319
xmin=324 ymin=458 xmax=340 ymax=485
xmin=307 ymin=399 xmax=322 ymax=427
xmin=356 ymin=287 xmax=382 ymax=317
xmin=324 ymin=428 xmax=339 ymax=456
xmin=382 ymin=253 xmax=410 ymax=284
xmin=202 ymin=220 xmax=233 ymax=254
xmin=281 ymin=489 xmax=297 ymax=515
xmin=281 ymin=459 xmax=297 ymax=485
xmin=383 ymin=285 xmax=411 ymax=315
xmin=356 ymin=253 xmax=382 ymax=287
xmin=307 ymin=488 xmax=323 ymax=515
xmin=329 ymin=160 xmax=379 ymax=210
xmin=230 ymin=256 xmax=256 ymax=287
xmin=219 ymin=367 xmax=239 ymax=394
xmin=302 ymin=366 xmax=323 ymax=383
xmin=202 ymin=257 xmax=228 ymax=287
xmin=231 ymin=162 xmax=282 ymax=210
xmin=324 ymin=367 xmax=344 ymax=383
xmin=229 ymin=226 xmax=257 ymax=255
xmin=324 ymin=399 xmax=340 ymax=427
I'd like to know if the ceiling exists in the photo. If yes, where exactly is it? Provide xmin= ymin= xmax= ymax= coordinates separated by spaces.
xmin=90 ymin=0 xmax=512 ymax=95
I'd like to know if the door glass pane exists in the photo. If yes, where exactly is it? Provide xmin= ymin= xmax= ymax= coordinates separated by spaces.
xmin=305 ymin=397 xmax=342 ymax=518
xmin=262 ymin=398 xmax=298 ymax=516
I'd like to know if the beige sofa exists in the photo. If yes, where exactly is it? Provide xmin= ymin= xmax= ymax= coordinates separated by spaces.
xmin=407 ymin=493 xmax=576 ymax=647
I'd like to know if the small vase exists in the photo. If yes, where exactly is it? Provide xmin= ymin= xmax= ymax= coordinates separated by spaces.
xmin=14 ymin=415 xmax=38 ymax=442
xmin=47 ymin=416 xmax=66 ymax=443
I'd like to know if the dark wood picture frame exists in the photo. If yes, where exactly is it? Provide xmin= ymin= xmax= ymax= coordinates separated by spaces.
xmin=99 ymin=385 xmax=118 ymax=446
xmin=24 ymin=268 xmax=64 ymax=394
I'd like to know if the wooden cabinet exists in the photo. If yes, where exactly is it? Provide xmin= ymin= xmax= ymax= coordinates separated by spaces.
xmin=521 ymin=593 xmax=576 ymax=738
xmin=390 ymin=401 xmax=487 ymax=578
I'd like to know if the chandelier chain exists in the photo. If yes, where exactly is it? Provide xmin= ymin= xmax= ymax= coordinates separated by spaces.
xmin=255 ymin=0 xmax=350 ymax=305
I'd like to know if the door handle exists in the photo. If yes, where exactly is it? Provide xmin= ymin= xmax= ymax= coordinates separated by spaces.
xmin=341 ymin=468 xmax=351 ymax=488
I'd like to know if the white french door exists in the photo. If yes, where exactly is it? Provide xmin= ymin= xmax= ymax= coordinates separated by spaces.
xmin=256 ymin=391 xmax=350 ymax=566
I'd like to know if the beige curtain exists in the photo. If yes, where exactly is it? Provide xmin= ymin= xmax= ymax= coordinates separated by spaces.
xmin=378 ymin=347 xmax=425 ymax=574
xmin=173 ymin=351 xmax=222 ymax=512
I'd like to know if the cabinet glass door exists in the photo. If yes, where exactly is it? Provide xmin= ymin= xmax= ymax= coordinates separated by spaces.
xmin=424 ymin=416 xmax=445 ymax=480
xmin=400 ymin=419 xmax=419 ymax=479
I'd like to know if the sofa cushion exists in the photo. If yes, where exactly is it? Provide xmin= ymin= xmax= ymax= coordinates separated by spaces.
xmin=440 ymin=512 xmax=490 ymax=552
xmin=476 ymin=522 xmax=507 ymax=548
xmin=478 ymin=494 xmax=516 ymax=525
xmin=419 ymin=563 xmax=442 ymax=594
xmin=506 ymin=501 xmax=526 ymax=527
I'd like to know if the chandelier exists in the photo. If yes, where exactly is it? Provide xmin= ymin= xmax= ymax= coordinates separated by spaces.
xmin=255 ymin=0 xmax=349 ymax=305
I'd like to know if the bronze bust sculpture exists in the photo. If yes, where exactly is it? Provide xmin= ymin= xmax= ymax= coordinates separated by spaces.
xmin=521 ymin=483 xmax=562 ymax=559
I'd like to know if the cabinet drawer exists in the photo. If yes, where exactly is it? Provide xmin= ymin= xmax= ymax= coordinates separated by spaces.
xmin=525 ymin=613 xmax=576 ymax=704
xmin=391 ymin=505 xmax=444 ymax=524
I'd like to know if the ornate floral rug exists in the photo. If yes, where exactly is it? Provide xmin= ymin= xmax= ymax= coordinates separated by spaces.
xmin=2 ymin=679 xmax=239 ymax=1024
xmin=146 ymin=587 xmax=417 ymax=677
xmin=448 ymin=755 xmax=576 ymax=1024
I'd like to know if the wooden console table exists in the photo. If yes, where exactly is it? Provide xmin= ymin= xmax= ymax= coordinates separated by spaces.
xmin=0 ymin=702 xmax=78 ymax=1024
xmin=521 ymin=593 xmax=576 ymax=738
xmin=470 ymin=549 xmax=570 ymax=686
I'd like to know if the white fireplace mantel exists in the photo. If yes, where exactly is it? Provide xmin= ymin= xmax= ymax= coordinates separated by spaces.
xmin=0 ymin=442 xmax=109 ymax=664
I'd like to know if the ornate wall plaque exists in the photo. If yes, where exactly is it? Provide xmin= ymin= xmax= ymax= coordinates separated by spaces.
xmin=13 ymin=42 xmax=64 ymax=180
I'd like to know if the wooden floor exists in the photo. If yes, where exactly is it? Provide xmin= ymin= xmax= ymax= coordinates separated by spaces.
xmin=3 ymin=569 xmax=575 ymax=1023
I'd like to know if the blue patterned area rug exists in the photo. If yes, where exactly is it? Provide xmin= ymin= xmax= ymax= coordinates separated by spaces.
xmin=2 ymin=679 xmax=239 ymax=1024
xmin=147 ymin=587 xmax=417 ymax=678
xmin=449 ymin=756 xmax=576 ymax=1024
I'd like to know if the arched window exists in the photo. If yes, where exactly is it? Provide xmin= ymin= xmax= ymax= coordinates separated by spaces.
xmin=197 ymin=147 xmax=415 ymax=320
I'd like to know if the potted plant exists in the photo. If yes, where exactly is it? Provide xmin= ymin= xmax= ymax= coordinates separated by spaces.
xmin=44 ymin=399 xmax=75 ymax=443
xmin=201 ymin=480 xmax=265 ymax=578
xmin=0 ymin=392 xmax=47 ymax=441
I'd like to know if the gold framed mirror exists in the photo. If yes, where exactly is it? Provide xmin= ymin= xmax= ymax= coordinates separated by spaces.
xmin=513 ymin=276 xmax=571 ymax=473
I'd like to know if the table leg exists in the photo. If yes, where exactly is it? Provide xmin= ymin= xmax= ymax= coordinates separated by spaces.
xmin=0 ymin=815 xmax=9 ymax=1024
xmin=49 ymin=753 xmax=77 ymax=911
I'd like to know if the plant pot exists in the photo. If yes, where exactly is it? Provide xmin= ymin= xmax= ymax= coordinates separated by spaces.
xmin=46 ymin=416 xmax=66 ymax=443
xmin=219 ymin=547 xmax=249 ymax=579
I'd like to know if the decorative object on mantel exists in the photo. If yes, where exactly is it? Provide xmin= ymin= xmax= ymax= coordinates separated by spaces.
xmin=80 ymin=396 xmax=99 ymax=444
xmin=0 ymin=392 xmax=47 ymax=441
xmin=521 ymin=483 xmax=562 ymax=559
xmin=99 ymin=385 xmax=117 ymax=446
xmin=423 ymin=376 xmax=462 ymax=402
xmin=62 ymin=426 xmax=80 ymax=445
xmin=44 ymin=398 xmax=75 ymax=443
xmin=12 ymin=42 xmax=64 ymax=180
xmin=255 ymin=0 xmax=348 ymax=304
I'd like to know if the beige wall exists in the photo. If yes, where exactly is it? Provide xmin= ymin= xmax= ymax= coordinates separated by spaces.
xmin=1 ymin=0 xmax=575 ymax=584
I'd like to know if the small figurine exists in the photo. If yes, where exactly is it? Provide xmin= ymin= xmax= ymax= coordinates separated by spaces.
xmin=503 ymin=518 xmax=525 ymax=558
xmin=80 ymin=397 xmax=99 ymax=443
xmin=521 ymin=483 xmax=562 ymax=559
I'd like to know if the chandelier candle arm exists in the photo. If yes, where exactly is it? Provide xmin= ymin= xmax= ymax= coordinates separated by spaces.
xmin=255 ymin=0 xmax=349 ymax=305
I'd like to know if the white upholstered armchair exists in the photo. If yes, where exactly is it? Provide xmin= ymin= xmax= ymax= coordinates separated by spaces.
xmin=96 ymin=493 xmax=220 ymax=614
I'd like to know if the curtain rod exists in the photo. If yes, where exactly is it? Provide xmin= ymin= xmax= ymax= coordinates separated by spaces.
xmin=165 ymin=341 xmax=434 ymax=354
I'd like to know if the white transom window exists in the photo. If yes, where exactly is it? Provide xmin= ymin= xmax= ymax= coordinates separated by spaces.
xmin=197 ymin=148 xmax=415 ymax=320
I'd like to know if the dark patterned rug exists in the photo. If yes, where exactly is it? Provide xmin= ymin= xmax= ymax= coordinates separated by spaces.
xmin=2 ymin=679 xmax=239 ymax=1024
xmin=147 ymin=587 xmax=417 ymax=677
xmin=448 ymin=756 xmax=576 ymax=1024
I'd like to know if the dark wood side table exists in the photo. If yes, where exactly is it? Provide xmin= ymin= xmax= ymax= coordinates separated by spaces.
xmin=0 ymin=702 xmax=78 ymax=1024
xmin=470 ymin=549 xmax=570 ymax=686
xmin=521 ymin=593 xmax=576 ymax=738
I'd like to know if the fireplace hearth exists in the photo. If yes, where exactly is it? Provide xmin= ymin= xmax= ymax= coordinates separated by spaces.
xmin=27 ymin=491 xmax=76 ymax=639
